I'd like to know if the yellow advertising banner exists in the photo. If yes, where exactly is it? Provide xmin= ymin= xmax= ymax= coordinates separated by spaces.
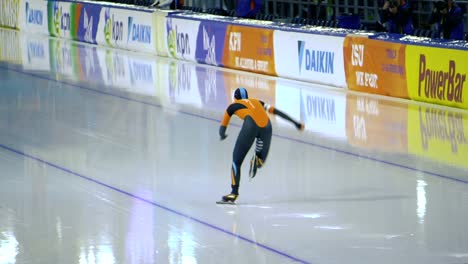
xmin=343 ymin=36 xmax=408 ymax=98
xmin=407 ymin=104 xmax=468 ymax=169
xmin=406 ymin=45 xmax=468 ymax=109
xmin=346 ymin=94 xmax=408 ymax=153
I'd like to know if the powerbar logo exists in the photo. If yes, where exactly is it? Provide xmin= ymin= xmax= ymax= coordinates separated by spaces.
xmin=298 ymin=40 xmax=334 ymax=74
xmin=419 ymin=106 xmax=467 ymax=153
xmin=418 ymin=54 xmax=466 ymax=103
xmin=0 ymin=0 xmax=19 ymax=28
xmin=128 ymin=17 xmax=151 ymax=44
xmin=25 ymin=2 xmax=43 ymax=26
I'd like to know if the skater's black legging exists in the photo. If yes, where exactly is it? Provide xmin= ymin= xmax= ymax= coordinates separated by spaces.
xmin=231 ymin=116 xmax=272 ymax=195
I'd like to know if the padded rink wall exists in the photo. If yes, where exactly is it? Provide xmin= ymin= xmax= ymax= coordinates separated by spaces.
xmin=1 ymin=0 xmax=467 ymax=109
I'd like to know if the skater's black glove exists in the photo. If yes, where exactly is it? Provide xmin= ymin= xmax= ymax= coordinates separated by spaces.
xmin=295 ymin=122 xmax=305 ymax=131
xmin=219 ymin=126 xmax=228 ymax=140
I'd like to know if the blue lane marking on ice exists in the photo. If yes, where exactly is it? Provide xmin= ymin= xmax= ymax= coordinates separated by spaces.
xmin=0 ymin=142 xmax=311 ymax=264
xmin=1 ymin=64 xmax=467 ymax=186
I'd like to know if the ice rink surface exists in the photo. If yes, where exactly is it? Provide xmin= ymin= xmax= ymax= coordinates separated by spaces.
xmin=1 ymin=29 xmax=468 ymax=264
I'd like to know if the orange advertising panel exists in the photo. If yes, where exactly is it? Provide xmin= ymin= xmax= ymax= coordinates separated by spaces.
xmin=222 ymin=25 xmax=276 ymax=76
xmin=346 ymin=94 xmax=408 ymax=153
xmin=343 ymin=36 xmax=408 ymax=98
xmin=406 ymin=45 xmax=468 ymax=109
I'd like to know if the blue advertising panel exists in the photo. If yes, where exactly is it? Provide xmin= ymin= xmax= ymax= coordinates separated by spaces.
xmin=195 ymin=21 xmax=228 ymax=66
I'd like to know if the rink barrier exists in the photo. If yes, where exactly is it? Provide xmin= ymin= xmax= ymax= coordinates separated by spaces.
xmin=1 ymin=0 xmax=467 ymax=109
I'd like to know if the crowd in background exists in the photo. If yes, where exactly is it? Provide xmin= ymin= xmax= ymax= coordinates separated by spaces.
xmin=115 ymin=0 xmax=467 ymax=41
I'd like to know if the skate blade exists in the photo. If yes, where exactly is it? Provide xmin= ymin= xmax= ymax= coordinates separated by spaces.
xmin=216 ymin=200 xmax=236 ymax=205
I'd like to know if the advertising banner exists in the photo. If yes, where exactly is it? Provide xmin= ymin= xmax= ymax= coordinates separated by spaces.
xmin=222 ymin=25 xmax=276 ymax=75
xmin=75 ymin=2 xmax=101 ymax=44
xmin=345 ymin=94 xmax=408 ymax=153
xmin=165 ymin=17 xmax=200 ymax=61
xmin=48 ymin=1 xmax=78 ymax=40
xmin=274 ymin=30 xmax=345 ymax=87
xmin=20 ymin=0 xmax=48 ymax=34
xmin=407 ymin=104 xmax=468 ymax=169
xmin=343 ymin=36 xmax=408 ymax=98
xmin=0 ymin=0 xmax=20 ymax=29
xmin=96 ymin=7 xmax=156 ymax=54
xmin=22 ymin=34 xmax=51 ymax=71
xmin=0 ymin=29 xmax=22 ymax=64
xmin=195 ymin=21 xmax=228 ymax=66
xmin=127 ymin=10 xmax=155 ymax=53
xmin=406 ymin=45 xmax=468 ymax=109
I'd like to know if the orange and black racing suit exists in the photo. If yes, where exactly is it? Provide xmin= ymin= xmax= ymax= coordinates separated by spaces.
xmin=219 ymin=98 xmax=300 ymax=195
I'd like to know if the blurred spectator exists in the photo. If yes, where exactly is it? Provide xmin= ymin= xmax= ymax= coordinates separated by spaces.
xmin=170 ymin=0 xmax=184 ymax=9
xmin=379 ymin=0 xmax=414 ymax=35
xmin=429 ymin=0 xmax=464 ymax=40
xmin=235 ymin=0 xmax=263 ymax=18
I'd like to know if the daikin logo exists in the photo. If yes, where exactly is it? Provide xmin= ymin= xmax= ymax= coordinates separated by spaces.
xmin=25 ymin=2 xmax=43 ymax=26
xmin=128 ymin=17 xmax=151 ymax=44
xmin=297 ymin=40 xmax=334 ymax=74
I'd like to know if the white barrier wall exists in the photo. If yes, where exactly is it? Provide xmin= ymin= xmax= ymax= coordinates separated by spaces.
xmin=274 ymin=30 xmax=347 ymax=87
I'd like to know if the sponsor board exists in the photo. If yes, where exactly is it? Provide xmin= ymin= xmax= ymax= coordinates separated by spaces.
xmin=21 ymin=0 xmax=48 ymax=34
xmin=408 ymin=104 xmax=468 ymax=169
xmin=96 ymin=7 xmax=128 ymax=49
xmin=222 ymin=25 xmax=276 ymax=75
xmin=343 ymin=36 xmax=408 ymax=98
xmin=75 ymin=3 xmax=101 ymax=44
xmin=0 ymin=0 xmax=20 ymax=29
xmin=274 ymin=31 xmax=345 ymax=87
xmin=22 ymin=34 xmax=51 ymax=71
xmin=345 ymin=94 xmax=408 ymax=152
xmin=48 ymin=1 xmax=77 ymax=39
xmin=127 ymin=12 xmax=155 ymax=53
xmin=165 ymin=17 xmax=200 ymax=61
xmin=96 ymin=7 xmax=155 ymax=53
xmin=195 ymin=21 xmax=228 ymax=66
xmin=406 ymin=46 xmax=468 ymax=109
xmin=0 ymin=29 xmax=22 ymax=64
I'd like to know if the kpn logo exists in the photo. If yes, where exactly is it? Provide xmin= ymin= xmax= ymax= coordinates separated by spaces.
xmin=52 ymin=2 xmax=70 ymax=35
xmin=104 ymin=8 xmax=123 ymax=46
xmin=297 ymin=40 xmax=334 ymax=74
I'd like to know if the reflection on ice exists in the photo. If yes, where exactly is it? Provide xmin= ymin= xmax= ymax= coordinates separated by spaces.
xmin=0 ymin=231 xmax=19 ymax=264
